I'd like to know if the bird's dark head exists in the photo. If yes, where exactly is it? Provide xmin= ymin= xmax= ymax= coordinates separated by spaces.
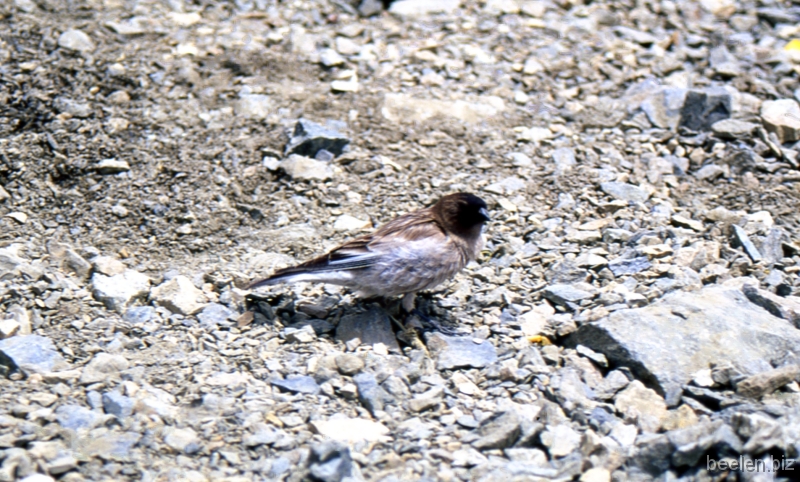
xmin=433 ymin=192 xmax=490 ymax=235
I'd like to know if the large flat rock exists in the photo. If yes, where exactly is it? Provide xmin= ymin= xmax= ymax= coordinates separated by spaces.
xmin=570 ymin=285 xmax=800 ymax=406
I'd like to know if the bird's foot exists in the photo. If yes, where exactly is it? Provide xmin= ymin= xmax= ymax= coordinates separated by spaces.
xmin=389 ymin=313 xmax=429 ymax=356
xmin=409 ymin=309 xmax=460 ymax=336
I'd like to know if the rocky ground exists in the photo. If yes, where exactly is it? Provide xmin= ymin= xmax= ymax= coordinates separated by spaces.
xmin=2 ymin=0 xmax=800 ymax=480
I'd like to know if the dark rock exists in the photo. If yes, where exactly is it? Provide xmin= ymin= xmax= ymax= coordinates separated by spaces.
xmin=308 ymin=440 xmax=361 ymax=482
xmin=0 ymin=335 xmax=70 ymax=376
xmin=472 ymin=410 xmax=521 ymax=450
xmin=570 ymin=285 xmax=800 ymax=406
xmin=335 ymin=306 xmax=400 ymax=351
xmin=742 ymin=284 xmax=800 ymax=328
xmin=607 ymin=256 xmax=652 ymax=276
xmin=668 ymin=420 xmax=742 ymax=467
xmin=679 ymin=89 xmax=732 ymax=131
xmin=426 ymin=333 xmax=498 ymax=370
xmin=102 ymin=391 xmax=134 ymax=419
xmin=271 ymin=375 xmax=321 ymax=395
xmin=285 ymin=118 xmax=350 ymax=159
xmin=630 ymin=433 xmax=673 ymax=476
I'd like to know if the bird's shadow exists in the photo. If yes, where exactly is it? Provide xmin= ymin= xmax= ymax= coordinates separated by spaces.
xmin=244 ymin=290 xmax=462 ymax=340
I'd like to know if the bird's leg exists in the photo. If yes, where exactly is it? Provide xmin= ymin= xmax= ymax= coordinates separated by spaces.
xmin=396 ymin=293 xmax=428 ymax=354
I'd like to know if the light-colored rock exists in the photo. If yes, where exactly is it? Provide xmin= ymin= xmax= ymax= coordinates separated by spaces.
xmin=761 ymin=99 xmax=800 ymax=143
xmin=79 ymin=353 xmax=129 ymax=385
xmin=58 ymin=29 xmax=95 ymax=53
xmin=615 ymin=381 xmax=669 ymax=433
xmin=91 ymin=270 xmax=151 ymax=313
xmin=333 ymin=215 xmax=371 ymax=232
xmin=381 ymin=93 xmax=505 ymax=124
xmin=540 ymin=424 xmax=581 ymax=457
xmin=235 ymin=94 xmax=272 ymax=119
xmin=163 ymin=427 xmax=199 ymax=453
xmin=389 ymin=0 xmax=461 ymax=17
xmin=150 ymin=275 xmax=208 ymax=315
xmin=310 ymin=417 xmax=390 ymax=443
xmin=92 ymin=256 xmax=126 ymax=276
xmin=279 ymin=154 xmax=334 ymax=181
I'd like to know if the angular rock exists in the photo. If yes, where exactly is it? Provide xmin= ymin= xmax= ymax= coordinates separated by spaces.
xmin=426 ymin=333 xmax=498 ymax=370
xmin=731 ymin=225 xmax=762 ymax=262
xmin=472 ymin=411 xmax=521 ymax=450
xmin=736 ymin=364 xmax=800 ymax=399
xmin=679 ymin=89 xmax=732 ymax=131
xmin=79 ymin=353 xmax=129 ymax=385
xmin=55 ymin=405 xmax=104 ymax=431
xmin=150 ymin=275 xmax=208 ymax=315
xmin=196 ymin=303 xmax=235 ymax=327
xmin=279 ymin=154 xmax=334 ymax=182
xmin=163 ymin=427 xmax=200 ymax=453
xmin=335 ymin=306 xmax=400 ymax=351
xmin=285 ymin=119 xmax=350 ymax=158
xmin=271 ymin=375 xmax=320 ymax=395
xmin=235 ymin=94 xmax=272 ymax=119
xmin=308 ymin=440 xmax=361 ymax=482
xmin=571 ymin=285 xmax=800 ymax=405
xmin=91 ymin=270 xmax=151 ymax=313
xmin=0 ymin=335 xmax=69 ymax=375
xmin=58 ymin=29 xmax=94 ymax=53
xmin=711 ymin=119 xmax=758 ymax=139
xmin=310 ymin=417 xmax=390 ymax=443
xmin=389 ymin=0 xmax=460 ymax=17
xmin=614 ymin=381 xmax=668 ymax=433
xmin=540 ymin=424 xmax=581 ymax=458
xmin=102 ymin=391 xmax=135 ymax=419
xmin=600 ymin=182 xmax=650 ymax=203
xmin=761 ymin=98 xmax=800 ymax=143
xmin=353 ymin=372 xmax=389 ymax=415
xmin=544 ymin=284 xmax=594 ymax=306
xmin=92 ymin=256 xmax=126 ymax=276
xmin=607 ymin=257 xmax=652 ymax=276
xmin=742 ymin=284 xmax=800 ymax=328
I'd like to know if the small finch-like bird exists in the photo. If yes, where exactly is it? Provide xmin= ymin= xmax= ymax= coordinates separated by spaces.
xmin=249 ymin=193 xmax=490 ymax=321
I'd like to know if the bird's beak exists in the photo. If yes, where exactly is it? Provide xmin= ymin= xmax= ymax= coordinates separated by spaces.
xmin=479 ymin=207 xmax=491 ymax=222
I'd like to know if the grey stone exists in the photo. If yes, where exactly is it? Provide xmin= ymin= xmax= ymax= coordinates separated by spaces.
xmin=163 ymin=427 xmax=200 ymax=454
xmin=353 ymin=372 xmax=390 ymax=415
xmin=426 ymin=333 xmax=498 ymax=370
xmin=271 ymin=375 xmax=320 ymax=395
xmin=732 ymin=225 xmax=762 ymax=262
xmin=679 ymin=89 xmax=732 ymax=131
xmin=709 ymin=45 xmax=741 ymax=77
xmin=539 ymin=424 xmax=582 ymax=457
xmin=472 ymin=410 xmax=521 ymax=450
xmin=79 ymin=353 xmax=129 ymax=385
xmin=196 ymin=303 xmax=235 ymax=327
xmin=335 ymin=307 xmax=400 ymax=351
xmin=102 ymin=391 xmax=134 ymax=418
xmin=358 ymin=0 xmax=383 ymax=16
xmin=58 ymin=29 xmax=94 ymax=53
xmin=608 ymin=256 xmax=653 ymax=276
xmin=711 ymin=119 xmax=757 ymax=139
xmin=668 ymin=420 xmax=742 ymax=466
xmin=543 ymin=284 xmax=594 ymax=306
xmin=235 ymin=94 xmax=272 ymax=119
xmin=55 ymin=405 xmax=104 ymax=431
xmin=53 ymin=96 xmax=92 ymax=118
xmin=570 ymin=285 xmax=800 ymax=405
xmin=600 ymin=182 xmax=650 ymax=203
xmin=0 ymin=335 xmax=69 ymax=375
xmin=736 ymin=364 xmax=800 ymax=399
xmin=638 ymin=86 xmax=687 ymax=130
xmin=279 ymin=154 xmax=335 ymax=182
xmin=91 ymin=270 xmax=151 ymax=313
xmin=285 ymin=118 xmax=350 ymax=158
xmin=79 ymin=431 xmax=140 ymax=460
xmin=335 ymin=354 xmax=364 ymax=375
xmin=552 ymin=147 xmax=576 ymax=176
xmin=244 ymin=423 xmax=280 ymax=447
xmin=630 ymin=433 xmax=673 ymax=476
xmin=694 ymin=164 xmax=726 ymax=181
xmin=124 ymin=306 xmax=155 ymax=325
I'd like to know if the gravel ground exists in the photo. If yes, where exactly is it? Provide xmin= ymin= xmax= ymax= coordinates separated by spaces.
xmin=2 ymin=0 xmax=800 ymax=481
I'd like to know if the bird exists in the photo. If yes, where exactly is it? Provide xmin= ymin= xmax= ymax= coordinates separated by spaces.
xmin=249 ymin=192 xmax=491 ymax=346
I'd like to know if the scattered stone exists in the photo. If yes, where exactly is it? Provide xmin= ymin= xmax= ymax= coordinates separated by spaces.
xmin=79 ymin=353 xmax=130 ymax=385
xmin=426 ymin=333 xmax=498 ymax=370
xmin=308 ymin=441 xmax=361 ymax=482
xmin=0 ymin=335 xmax=70 ymax=376
xmin=333 ymin=215 xmax=370 ymax=232
xmin=742 ymin=284 xmax=800 ymax=328
xmin=711 ymin=119 xmax=758 ymax=139
xmin=761 ymin=98 xmax=800 ymax=143
xmin=196 ymin=303 xmax=235 ymax=327
xmin=600 ymin=182 xmax=650 ymax=203
xmin=235 ymin=94 xmax=272 ymax=119
xmin=389 ymin=0 xmax=460 ymax=17
xmin=607 ymin=257 xmax=652 ymax=276
xmin=58 ymin=29 xmax=94 ymax=53
xmin=94 ymin=158 xmax=130 ymax=174
xmin=472 ymin=410 xmax=521 ymax=450
xmin=679 ymin=89 xmax=732 ymax=131
xmin=55 ymin=405 xmax=104 ymax=431
xmin=615 ymin=381 xmax=668 ymax=433
xmin=540 ymin=424 xmax=581 ymax=458
xmin=150 ymin=275 xmax=208 ymax=315
xmin=407 ymin=386 xmax=444 ymax=412
xmin=335 ymin=354 xmax=364 ymax=375
xmin=552 ymin=147 xmax=576 ymax=176
xmin=285 ymin=324 xmax=317 ymax=343
xmin=91 ymin=270 xmax=151 ymax=313
xmin=353 ymin=372 xmax=389 ymax=415
xmin=92 ymin=256 xmax=126 ymax=276
xmin=310 ymin=417 xmax=390 ymax=443
xmin=279 ymin=154 xmax=334 ymax=182
xmin=163 ymin=427 xmax=200 ymax=454
xmin=543 ymin=284 xmax=594 ymax=306
xmin=102 ymin=391 xmax=134 ymax=419
xmin=285 ymin=119 xmax=350 ymax=158
xmin=671 ymin=215 xmax=704 ymax=232
xmin=271 ymin=375 xmax=320 ymax=395
xmin=731 ymin=225 xmax=762 ymax=262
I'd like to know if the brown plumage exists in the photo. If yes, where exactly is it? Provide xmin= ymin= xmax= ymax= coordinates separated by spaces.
xmin=249 ymin=193 xmax=490 ymax=312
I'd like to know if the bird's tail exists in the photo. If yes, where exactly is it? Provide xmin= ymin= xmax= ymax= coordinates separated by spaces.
xmin=247 ymin=267 xmax=305 ymax=290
